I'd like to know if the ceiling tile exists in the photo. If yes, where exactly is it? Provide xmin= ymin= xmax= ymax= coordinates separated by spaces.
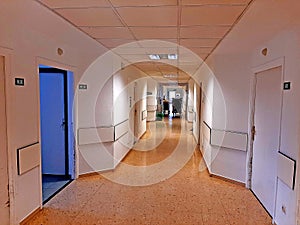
xmin=180 ymin=38 xmax=220 ymax=47
xmin=188 ymin=47 xmax=213 ymax=54
xmin=180 ymin=26 xmax=230 ymax=38
xmin=97 ymin=39 xmax=136 ymax=48
xmin=181 ymin=0 xmax=251 ymax=5
xmin=111 ymin=0 xmax=177 ymax=7
xmin=181 ymin=6 xmax=245 ymax=25
xmin=131 ymin=27 xmax=177 ymax=39
xmin=38 ymin=0 xmax=111 ymax=8
xmin=178 ymin=71 xmax=191 ymax=78
xmin=55 ymin=8 xmax=123 ymax=26
xmin=135 ymin=63 xmax=159 ymax=71
xmin=138 ymin=69 xmax=161 ymax=75
xmin=119 ymin=54 xmax=151 ymax=63
xmin=116 ymin=7 xmax=178 ymax=26
xmin=113 ymin=47 xmax=147 ymax=55
xmin=144 ymin=47 xmax=178 ymax=54
xmin=138 ymin=39 xmax=178 ymax=45
xmin=147 ymin=72 xmax=164 ymax=77
xmin=159 ymin=68 xmax=179 ymax=74
xmin=81 ymin=27 xmax=133 ymax=39
xmin=138 ymin=40 xmax=178 ymax=48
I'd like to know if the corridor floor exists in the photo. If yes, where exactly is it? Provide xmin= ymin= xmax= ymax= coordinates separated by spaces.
xmin=24 ymin=118 xmax=272 ymax=225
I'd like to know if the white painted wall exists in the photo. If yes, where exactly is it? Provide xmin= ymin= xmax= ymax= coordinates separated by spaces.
xmin=0 ymin=55 xmax=9 ymax=225
xmin=250 ymin=31 xmax=300 ymax=225
xmin=187 ymin=80 xmax=194 ymax=122
xmin=146 ymin=78 xmax=157 ymax=122
xmin=197 ymin=0 xmax=300 ymax=224
xmin=2 ymin=0 xmax=300 ymax=224
xmin=202 ymin=54 xmax=250 ymax=183
xmin=195 ymin=64 xmax=215 ymax=173
xmin=134 ymin=77 xmax=147 ymax=139
xmin=192 ymin=82 xmax=201 ymax=144
xmin=0 ymin=1 xmax=106 ymax=223
xmin=78 ymin=64 xmax=148 ymax=174
xmin=113 ymin=67 xmax=148 ymax=163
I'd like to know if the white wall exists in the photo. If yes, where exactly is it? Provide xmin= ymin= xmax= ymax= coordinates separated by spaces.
xmin=146 ymin=78 xmax=157 ymax=121
xmin=194 ymin=63 xmax=215 ymax=173
xmin=134 ymin=76 xmax=147 ymax=139
xmin=204 ymin=54 xmax=250 ymax=183
xmin=250 ymin=31 xmax=300 ymax=225
xmin=187 ymin=80 xmax=194 ymax=122
xmin=198 ymin=0 xmax=300 ymax=224
xmin=78 ymin=64 xmax=148 ymax=174
xmin=0 ymin=1 xmax=106 ymax=223
xmin=113 ymin=67 xmax=148 ymax=162
xmin=0 ymin=55 xmax=9 ymax=225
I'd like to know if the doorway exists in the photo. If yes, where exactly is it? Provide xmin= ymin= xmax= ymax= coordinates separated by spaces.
xmin=251 ymin=66 xmax=282 ymax=217
xmin=197 ymin=84 xmax=202 ymax=145
xmin=133 ymin=82 xmax=139 ymax=141
xmin=0 ymin=56 xmax=9 ymax=224
xmin=39 ymin=65 xmax=74 ymax=203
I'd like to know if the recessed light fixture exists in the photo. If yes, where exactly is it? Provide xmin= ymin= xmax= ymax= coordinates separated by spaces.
xmin=148 ymin=54 xmax=178 ymax=60
xmin=149 ymin=54 xmax=160 ymax=60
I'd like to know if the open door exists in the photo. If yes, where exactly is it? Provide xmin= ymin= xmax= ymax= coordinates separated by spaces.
xmin=39 ymin=66 xmax=74 ymax=202
xmin=40 ymin=69 xmax=66 ymax=175
xmin=251 ymin=66 xmax=282 ymax=217
xmin=0 ymin=55 xmax=10 ymax=225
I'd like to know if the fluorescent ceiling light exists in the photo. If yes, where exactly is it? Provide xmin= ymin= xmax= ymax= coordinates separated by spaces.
xmin=168 ymin=54 xmax=177 ymax=60
xmin=149 ymin=54 xmax=160 ymax=60
xmin=148 ymin=54 xmax=178 ymax=60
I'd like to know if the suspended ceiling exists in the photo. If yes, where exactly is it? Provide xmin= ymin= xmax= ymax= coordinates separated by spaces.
xmin=36 ymin=0 xmax=253 ymax=83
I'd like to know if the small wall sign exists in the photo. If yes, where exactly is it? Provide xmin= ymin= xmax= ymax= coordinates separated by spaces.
xmin=79 ymin=84 xmax=88 ymax=90
xmin=283 ymin=82 xmax=291 ymax=90
xmin=15 ymin=78 xmax=25 ymax=86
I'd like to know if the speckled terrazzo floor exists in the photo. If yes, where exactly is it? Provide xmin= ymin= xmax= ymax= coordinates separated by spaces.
xmin=24 ymin=118 xmax=272 ymax=225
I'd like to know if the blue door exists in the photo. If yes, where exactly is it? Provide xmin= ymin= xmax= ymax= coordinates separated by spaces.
xmin=40 ymin=71 xmax=66 ymax=175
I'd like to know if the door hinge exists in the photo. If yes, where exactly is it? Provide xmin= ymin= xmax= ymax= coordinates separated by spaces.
xmin=251 ymin=125 xmax=256 ymax=141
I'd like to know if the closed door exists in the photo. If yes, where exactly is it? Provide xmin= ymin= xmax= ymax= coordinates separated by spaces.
xmin=0 ymin=56 xmax=9 ymax=225
xmin=39 ymin=71 xmax=66 ymax=175
xmin=252 ymin=66 xmax=282 ymax=217
xmin=133 ymin=83 xmax=139 ymax=140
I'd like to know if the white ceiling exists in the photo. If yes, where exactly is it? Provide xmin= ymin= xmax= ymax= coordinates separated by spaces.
xmin=36 ymin=0 xmax=253 ymax=83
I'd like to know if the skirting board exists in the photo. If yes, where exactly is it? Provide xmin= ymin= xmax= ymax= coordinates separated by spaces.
xmin=17 ymin=143 xmax=40 ymax=175
xmin=20 ymin=207 xmax=42 ymax=225
xmin=209 ymin=173 xmax=245 ymax=187
xmin=277 ymin=152 xmax=296 ymax=190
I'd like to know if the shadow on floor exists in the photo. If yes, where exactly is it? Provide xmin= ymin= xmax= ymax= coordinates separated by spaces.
xmin=42 ymin=175 xmax=72 ymax=203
